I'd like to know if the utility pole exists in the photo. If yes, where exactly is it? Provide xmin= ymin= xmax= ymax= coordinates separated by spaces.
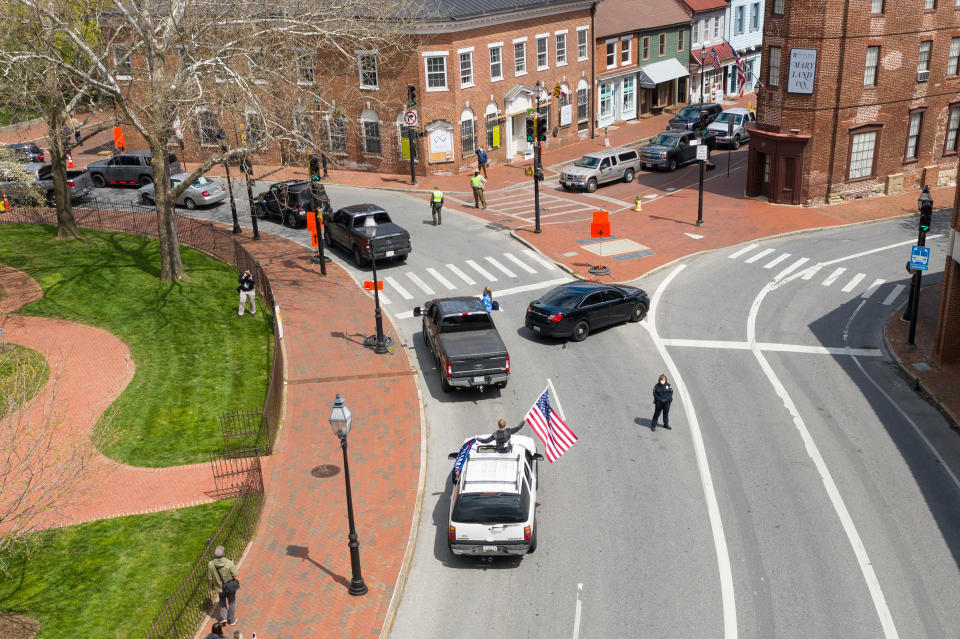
xmin=906 ymin=186 xmax=933 ymax=346
xmin=532 ymin=82 xmax=543 ymax=234
xmin=406 ymin=85 xmax=417 ymax=185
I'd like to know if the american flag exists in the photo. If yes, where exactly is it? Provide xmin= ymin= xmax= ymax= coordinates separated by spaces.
xmin=525 ymin=387 xmax=577 ymax=463
xmin=710 ymin=48 xmax=721 ymax=70
xmin=734 ymin=49 xmax=746 ymax=97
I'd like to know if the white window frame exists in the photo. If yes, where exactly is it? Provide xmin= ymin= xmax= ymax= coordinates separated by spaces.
xmin=924 ymin=0 xmax=935 ymax=8
xmin=114 ymin=45 xmax=132 ymax=79
xmin=459 ymin=47 xmax=474 ymax=88
xmin=849 ymin=130 xmax=878 ymax=180
xmin=751 ymin=2 xmax=761 ymax=30
xmin=768 ymin=46 xmax=781 ymax=88
xmin=197 ymin=109 xmax=219 ymax=146
xmin=577 ymin=79 xmax=589 ymax=131
xmin=357 ymin=51 xmax=378 ymax=90
xmin=871 ymin=0 xmax=884 ymax=12
xmin=361 ymin=113 xmax=382 ymax=156
xmin=620 ymin=36 xmax=632 ymax=65
xmin=905 ymin=111 xmax=923 ymax=160
xmin=864 ymin=46 xmax=879 ymax=85
xmin=918 ymin=41 xmax=932 ymax=73
xmin=489 ymin=43 xmax=504 ymax=81
xmin=460 ymin=108 xmax=476 ymax=157
xmin=296 ymin=48 xmax=314 ymax=85
xmin=605 ymin=38 xmax=617 ymax=69
xmin=423 ymin=52 xmax=449 ymax=91
xmin=327 ymin=115 xmax=347 ymax=155
xmin=692 ymin=20 xmax=699 ymax=45
xmin=950 ymin=38 xmax=960 ymax=75
xmin=556 ymin=31 xmax=567 ymax=66
xmin=735 ymin=6 xmax=744 ymax=36
xmin=713 ymin=15 xmax=721 ymax=39
xmin=577 ymin=26 xmax=589 ymax=61
xmin=946 ymin=105 xmax=960 ymax=153
xmin=513 ymin=38 xmax=527 ymax=76
xmin=774 ymin=0 xmax=784 ymax=13
xmin=536 ymin=34 xmax=549 ymax=70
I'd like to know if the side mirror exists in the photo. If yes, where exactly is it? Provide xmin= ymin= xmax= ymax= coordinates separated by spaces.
xmin=448 ymin=452 xmax=459 ymax=460
xmin=491 ymin=301 xmax=500 ymax=311
xmin=533 ymin=453 xmax=544 ymax=461
xmin=413 ymin=306 xmax=422 ymax=317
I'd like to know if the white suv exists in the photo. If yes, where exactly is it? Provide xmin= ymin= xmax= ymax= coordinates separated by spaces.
xmin=447 ymin=434 xmax=543 ymax=557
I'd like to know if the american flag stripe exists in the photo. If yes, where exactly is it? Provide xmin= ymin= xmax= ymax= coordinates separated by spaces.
xmin=525 ymin=387 xmax=577 ymax=463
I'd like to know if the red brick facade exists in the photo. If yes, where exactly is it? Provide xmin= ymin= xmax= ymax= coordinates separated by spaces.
xmin=746 ymin=0 xmax=960 ymax=206
xmin=933 ymin=160 xmax=960 ymax=363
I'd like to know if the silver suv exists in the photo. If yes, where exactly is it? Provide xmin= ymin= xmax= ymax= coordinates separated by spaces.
xmin=559 ymin=147 xmax=641 ymax=193
xmin=706 ymin=108 xmax=756 ymax=149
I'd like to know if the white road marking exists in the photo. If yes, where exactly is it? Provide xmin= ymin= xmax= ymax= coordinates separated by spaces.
xmin=378 ymin=291 xmax=392 ymax=305
xmin=728 ymin=243 xmax=759 ymax=259
xmin=841 ymin=272 xmax=866 ymax=293
xmin=426 ymin=267 xmax=457 ymax=290
xmin=504 ymin=252 xmax=538 ymax=274
xmin=385 ymin=276 xmax=413 ymax=300
xmin=446 ymin=263 xmax=476 ymax=286
xmin=523 ymin=247 xmax=557 ymax=270
xmin=644 ymin=264 xmax=738 ymax=639
xmin=861 ymin=278 xmax=886 ymax=300
xmin=392 ymin=277 xmax=568 ymax=319
xmin=819 ymin=235 xmax=942 ymax=266
xmin=405 ymin=272 xmax=435 ymax=295
xmin=485 ymin=256 xmax=517 ymax=278
xmin=881 ymin=284 xmax=905 ymax=306
xmin=745 ymin=248 xmax=775 ymax=264
xmin=685 ymin=233 xmax=704 ymax=239
xmin=821 ymin=267 xmax=847 ymax=287
xmin=774 ymin=257 xmax=809 ymax=281
xmin=465 ymin=259 xmax=496 ymax=281
xmin=763 ymin=253 xmax=791 ymax=269
xmin=572 ymin=583 xmax=583 ymax=639
xmin=800 ymin=264 xmax=823 ymax=280
xmin=659 ymin=338 xmax=882 ymax=357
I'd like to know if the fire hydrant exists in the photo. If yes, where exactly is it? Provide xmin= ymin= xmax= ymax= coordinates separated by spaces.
xmin=634 ymin=195 xmax=643 ymax=212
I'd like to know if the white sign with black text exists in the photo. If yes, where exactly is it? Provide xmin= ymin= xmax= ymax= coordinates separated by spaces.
xmin=787 ymin=48 xmax=817 ymax=94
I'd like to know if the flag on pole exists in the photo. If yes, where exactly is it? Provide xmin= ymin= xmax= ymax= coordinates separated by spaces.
xmin=710 ymin=48 xmax=721 ymax=70
xmin=525 ymin=386 xmax=577 ymax=462
xmin=734 ymin=49 xmax=746 ymax=97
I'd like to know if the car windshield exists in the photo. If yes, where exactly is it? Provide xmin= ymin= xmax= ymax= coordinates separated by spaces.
xmin=715 ymin=113 xmax=740 ymax=124
xmin=679 ymin=107 xmax=701 ymax=119
xmin=439 ymin=313 xmax=493 ymax=332
xmin=651 ymin=134 xmax=679 ymax=147
xmin=573 ymin=156 xmax=600 ymax=168
xmin=452 ymin=493 xmax=526 ymax=524
xmin=191 ymin=176 xmax=213 ymax=187
xmin=539 ymin=287 xmax=588 ymax=308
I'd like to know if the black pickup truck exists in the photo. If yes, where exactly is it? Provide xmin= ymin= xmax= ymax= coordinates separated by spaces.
xmin=323 ymin=203 xmax=411 ymax=267
xmin=639 ymin=130 xmax=716 ymax=172
xmin=414 ymin=297 xmax=509 ymax=392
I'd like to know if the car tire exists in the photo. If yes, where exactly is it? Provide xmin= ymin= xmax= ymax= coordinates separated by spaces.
xmin=284 ymin=211 xmax=297 ymax=228
xmin=497 ymin=381 xmax=508 ymax=389
xmin=353 ymin=245 xmax=366 ymax=267
xmin=623 ymin=168 xmax=635 ymax=183
xmin=324 ymin=229 xmax=333 ymax=247
xmin=527 ymin=523 xmax=538 ymax=554
xmin=561 ymin=183 xmax=572 ymax=191
xmin=640 ymin=163 xmax=648 ymax=171
xmin=139 ymin=175 xmax=152 ymax=186
xmin=667 ymin=159 xmax=677 ymax=172
xmin=255 ymin=204 xmax=268 ymax=220
xmin=629 ymin=303 xmax=648 ymax=323
xmin=571 ymin=320 xmax=590 ymax=342
xmin=91 ymin=173 xmax=106 ymax=188
xmin=586 ymin=178 xmax=598 ymax=193
xmin=396 ymin=253 xmax=408 ymax=263
xmin=732 ymin=135 xmax=740 ymax=150
xmin=184 ymin=198 xmax=196 ymax=210
xmin=140 ymin=192 xmax=154 ymax=205
xmin=440 ymin=374 xmax=454 ymax=393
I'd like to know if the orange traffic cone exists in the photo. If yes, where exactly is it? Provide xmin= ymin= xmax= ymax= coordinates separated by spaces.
xmin=67 ymin=153 xmax=74 ymax=168
xmin=1 ymin=192 xmax=10 ymax=212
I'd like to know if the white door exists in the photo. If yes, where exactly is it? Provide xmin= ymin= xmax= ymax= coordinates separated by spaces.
xmin=622 ymin=76 xmax=636 ymax=121
xmin=505 ymin=115 xmax=515 ymax=159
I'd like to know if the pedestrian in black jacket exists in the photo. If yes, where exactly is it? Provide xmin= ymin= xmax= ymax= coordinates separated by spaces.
xmin=477 ymin=418 xmax=523 ymax=453
xmin=237 ymin=269 xmax=256 ymax=318
xmin=651 ymin=374 xmax=673 ymax=430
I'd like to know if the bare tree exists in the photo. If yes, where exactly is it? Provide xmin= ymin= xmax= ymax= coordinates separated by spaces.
xmin=0 ymin=147 xmax=45 ymax=208
xmin=3 ymin=0 xmax=421 ymax=280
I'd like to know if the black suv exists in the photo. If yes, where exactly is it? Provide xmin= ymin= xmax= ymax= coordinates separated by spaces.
xmin=667 ymin=103 xmax=723 ymax=132
xmin=253 ymin=180 xmax=331 ymax=228
xmin=5 ymin=143 xmax=44 ymax=163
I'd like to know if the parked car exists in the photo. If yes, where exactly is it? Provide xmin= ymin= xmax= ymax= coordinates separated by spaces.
xmin=559 ymin=147 xmax=641 ymax=193
xmin=667 ymin=102 xmax=723 ymax=131
xmin=525 ymin=281 xmax=649 ymax=342
xmin=446 ymin=434 xmax=543 ymax=557
xmin=640 ymin=130 xmax=716 ymax=171
xmin=137 ymin=173 xmax=228 ymax=209
xmin=0 ymin=162 xmax=93 ymax=205
xmin=86 ymin=150 xmax=181 ymax=187
xmin=706 ymin=108 xmax=756 ymax=149
xmin=4 ymin=143 xmax=44 ymax=163
xmin=323 ymin=203 xmax=411 ymax=266
xmin=253 ymin=180 xmax=330 ymax=228
xmin=414 ymin=296 xmax=510 ymax=392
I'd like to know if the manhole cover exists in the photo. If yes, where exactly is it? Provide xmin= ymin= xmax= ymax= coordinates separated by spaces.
xmin=311 ymin=464 xmax=340 ymax=478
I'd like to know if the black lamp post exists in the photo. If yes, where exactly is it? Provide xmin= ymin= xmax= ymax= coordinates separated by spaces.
xmin=905 ymin=186 xmax=933 ymax=345
xmin=215 ymin=129 xmax=242 ymax=234
xmin=533 ymin=79 xmax=543 ymax=234
xmin=328 ymin=394 xmax=367 ymax=597
xmin=700 ymin=45 xmax=707 ymax=102
xmin=361 ymin=216 xmax=392 ymax=354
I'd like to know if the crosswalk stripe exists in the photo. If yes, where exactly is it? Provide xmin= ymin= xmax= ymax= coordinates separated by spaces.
xmin=522 ymin=248 xmax=556 ymax=270
xmin=406 ymin=272 xmax=435 ymax=295
xmin=821 ymin=267 xmax=847 ymax=287
xmin=861 ymin=278 xmax=886 ymax=300
xmin=800 ymin=264 xmax=823 ymax=280
xmin=485 ymin=256 xmax=517 ymax=278
xmin=763 ymin=253 xmax=791 ymax=269
xmin=841 ymin=273 xmax=866 ymax=293
xmin=774 ymin=257 xmax=809 ymax=281
xmin=384 ymin=276 xmax=413 ymax=300
xmin=378 ymin=291 xmax=392 ymax=305
xmin=729 ymin=243 xmax=759 ymax=259
xmin=504 ymin=252 xmax=538 ymax=274
xmin=426 ymin=267 xmax=457 ymax=290
xmin=466 ymin=259 xmax=497 ymax=281
xmin=446 ymin=263 xmax=476 ymax=286
xmin=881 ymin=284 xmax=905 ymax=306
xmin=745 ymin=248 xmax=775 ymax=264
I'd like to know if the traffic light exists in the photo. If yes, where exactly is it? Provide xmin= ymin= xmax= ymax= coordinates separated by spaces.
xmin=697 ymin=111 xmax=710 ymax=137
xmin=536 ymin=117 xmax=547 ymax=142
xmin=407 ymin=84 xmax=416 ymax=108
xmin=919 ymin=210 xmax=932 ymax=234
xmin=308 ymin=152 xmax=320 ymax=181
xmin=918 ymin=186 xmax=933 ymax=234
xmin=526 ymin=116 xmax=535 ymax=142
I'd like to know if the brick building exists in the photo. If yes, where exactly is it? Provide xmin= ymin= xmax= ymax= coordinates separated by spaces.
xmin=746 ymin=0 xmax=960 ymax=206
xmin=933 ymin=180 xmax=960 ymax=363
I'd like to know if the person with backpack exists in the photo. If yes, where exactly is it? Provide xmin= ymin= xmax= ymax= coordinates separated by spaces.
xmin=207 ymin=545 xmax=240 ymax=626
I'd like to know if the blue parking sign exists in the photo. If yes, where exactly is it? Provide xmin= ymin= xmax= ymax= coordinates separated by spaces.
xmin=910 ymin=245 xmax=930 ymax=271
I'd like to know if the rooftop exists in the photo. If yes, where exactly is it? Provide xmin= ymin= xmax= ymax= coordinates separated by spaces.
xmin=595 ymin=0 xmax=690 ymax=37
xmin=678 ymin=0 xmax=728 ymax=12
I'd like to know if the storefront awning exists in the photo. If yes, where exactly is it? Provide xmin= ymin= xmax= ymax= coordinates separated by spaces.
xmin=637 ymin=58 xmax=689 ymax=89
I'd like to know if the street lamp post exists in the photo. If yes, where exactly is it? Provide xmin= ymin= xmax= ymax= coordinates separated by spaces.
xmin=906 ymin=186 xmax=933 ymax=346
xmin=328 ymin=394 xmax=368 ymax=597
xmin=700 ymin=46 xmax=707 ymax=102
xmin=215 ymin=130 xmax=242 ymax=234
xmin=533 ymin=80 xmax=542 ymax=234
xmin=361 ymin=216 xmax=392 ymax=354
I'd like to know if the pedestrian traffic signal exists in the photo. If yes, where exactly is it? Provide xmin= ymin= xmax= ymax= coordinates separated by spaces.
xmin=407 ymin=84 xmax=417 ymax=108
xmin=536 ymin=117 xmax=547 ymax=142
xmin=526 ymin=116 xmax=535 ymax=143
xmin=918 ymin=185 xmax=933 ymax=234
xmin=309 ymin=153 xmax=320 ymax=181
xmin=919 ymin=210 xmax=932 ymax=234
xmin=698 ymin=111 xmax=710 ymax=137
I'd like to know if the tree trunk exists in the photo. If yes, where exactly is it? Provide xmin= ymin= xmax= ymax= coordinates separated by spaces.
xmin=42 ymin=93 xmax=82 ymax=241
xmin=151 ymin=141 xmax=186 ymax=281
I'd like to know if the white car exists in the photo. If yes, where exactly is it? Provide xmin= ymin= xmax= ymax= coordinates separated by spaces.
xmin=447 ymin=434 xmax=543 ymax=557
xmin=137 ymin=173 xmax=228 ymax=209
xmin=706 ymin=108 xmax=756 ymax=149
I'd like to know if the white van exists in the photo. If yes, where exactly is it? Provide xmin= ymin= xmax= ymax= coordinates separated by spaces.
xmin=447 ymin=434 xmax=543 ymax=557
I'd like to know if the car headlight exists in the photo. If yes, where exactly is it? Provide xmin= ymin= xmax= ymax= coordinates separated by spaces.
xmin=659 ymin=152 xmax=667 ymax=159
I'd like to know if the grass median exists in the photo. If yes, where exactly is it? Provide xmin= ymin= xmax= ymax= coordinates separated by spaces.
xmin=0 ymin=225 xmax=273 ymax=466
xmin=0 ymin=345 xmax=49 ymax=418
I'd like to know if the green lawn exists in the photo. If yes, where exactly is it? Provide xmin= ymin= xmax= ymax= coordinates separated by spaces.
xmin=0 ymin=225 xmax=274 ymax=466
xmin=0 ymin=501 xmax=234 ymax=638
xmin=0 ymin=345 xmax=49 ymax=418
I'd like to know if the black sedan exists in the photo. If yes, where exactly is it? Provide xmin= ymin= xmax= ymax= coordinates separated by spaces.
xmin=525 ymin=281 xmax=649 ymax=342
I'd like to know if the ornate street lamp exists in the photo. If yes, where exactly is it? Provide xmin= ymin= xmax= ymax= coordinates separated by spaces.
xmin=700 ymin=45 xmax=707 ymax=102
xmin=329 ymin=393 xmax=367 ymax=597
xmin=361 ymin=216 xmax=392 ymax=354
xmin=215 ymin=129 xmax=242 ymax=234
